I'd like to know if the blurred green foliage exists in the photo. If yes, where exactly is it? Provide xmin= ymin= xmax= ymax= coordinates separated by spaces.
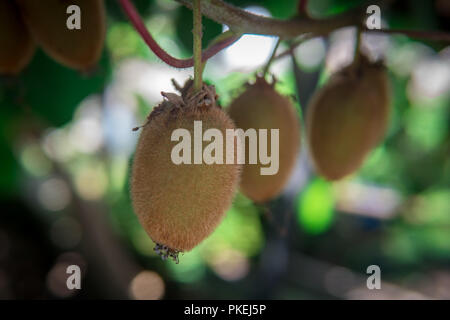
xmin=297 ymin=178 xmax=335 ymax=235
xmin=20 ymin=49 xmax=111 ymax=127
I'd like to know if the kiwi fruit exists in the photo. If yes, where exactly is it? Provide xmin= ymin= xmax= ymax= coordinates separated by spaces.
xmin=228 ymin=77 xmax=301 ymax=203
xmin=0 ymin=0 xmax=35 ymax=74
xmin=16 ymin=0 xmax=105 ymax=70
xmin=131 ymin=80 xmax=240 ymax=260
xmin=306 ymin=55 xmax=390 ymax=180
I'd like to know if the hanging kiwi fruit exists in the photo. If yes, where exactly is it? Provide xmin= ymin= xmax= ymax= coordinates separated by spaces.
xmin=0 ymin=0 xmax=35 ymax=75
xmin=16 ymin=0 xmax=106 ymax=71
xmin=228 ymin=77 xmax=301 ymax=203
xmin=306 ymin=54 xmax=391 ymax=181
xmin=130 ymin=80 xmax=241 ymax=262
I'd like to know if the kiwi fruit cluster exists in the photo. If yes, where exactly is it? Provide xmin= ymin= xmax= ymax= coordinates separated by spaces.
xmin=0 ymin=0 xmax=105 ymax=74
xmin=131 ymin=77 xmax=303 ymax=260
xmin=131 ymin=53 xmax=391 ymax=258
xmin=306 ymin=54 xmax=391 ymax=180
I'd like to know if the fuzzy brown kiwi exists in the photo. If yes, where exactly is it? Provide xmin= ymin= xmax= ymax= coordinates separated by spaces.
xmin=16 ymin=0 xmax=105 ymax=70
xmin=0 ymin=0 xmax=35 ymax=75
xmin=306 ymin=55 xmax=391 ymax=181
xmin=131 ymin=80 xmax=241 ymax=261
xmin=227 ymin=77 xmax=301 ymax=203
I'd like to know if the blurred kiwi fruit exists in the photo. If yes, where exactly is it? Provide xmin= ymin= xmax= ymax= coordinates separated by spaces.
xmin=306 ymin=54 xmax=391 ymax=180
xmin=228 ymin=77 xmax=301 ymax=203
xmin=0 ymin=0 xmax=35 ymax=75
xmin=16 ymin=0 xmax=105 ymax=70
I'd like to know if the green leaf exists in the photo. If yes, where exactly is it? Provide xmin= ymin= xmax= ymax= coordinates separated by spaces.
xmin=20 ymin=49 xmax=111 ymax=127
xmin=0 ymin=105 xmax=19 ymax=197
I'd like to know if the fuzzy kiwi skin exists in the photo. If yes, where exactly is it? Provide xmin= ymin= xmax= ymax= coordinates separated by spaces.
xmin=0 ymin=0 xmax=35 ymax=75
xmin=131 ymin=83 xmax=241 ymax=252
xmin=16 ymin=0 xmax=105 ymax=70
xmin=228 ymin=77 xmax=301 ymax=203
xmin=306 ymin=56 xmax=390 ymax=181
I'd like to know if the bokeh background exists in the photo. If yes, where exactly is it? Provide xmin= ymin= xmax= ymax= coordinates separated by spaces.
xmin=0 ymin=0 xmax=449 ymax=299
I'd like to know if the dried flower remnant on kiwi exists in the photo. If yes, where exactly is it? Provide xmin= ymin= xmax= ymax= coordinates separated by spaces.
xmin=131 ymin=79 xmax=240 ymax=262
xmin=154 ymin=243 xmax=181 ymax=264
xmin=133 ymin=79 xmax=219 ymax=131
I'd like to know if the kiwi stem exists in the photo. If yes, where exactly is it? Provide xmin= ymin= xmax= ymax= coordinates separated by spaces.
xmin=193 ymin=0 xmax=203 ymax=91
xmin=352 ymin=27 xmax=362 ymax=67
xmin=262 ymin=37 xmax=281 ymax=77
xmin=118 ymin=0 xmax=240 ymax=68
xmin=272 ymin=34 xmax=315 ymax=61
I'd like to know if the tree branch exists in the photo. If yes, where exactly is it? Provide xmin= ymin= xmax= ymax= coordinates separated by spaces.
xmin=120 ymin=0 xmax=450 ymax=70
xmin=274 ymin=28 xmax=450 ymax=63
xmin=176 ymin=0 xmax=450 ymax=43
xmin=364 ymin=28 xmax=450 ymax=42
xmin=176 ymin=0 xmax=366 ymax=37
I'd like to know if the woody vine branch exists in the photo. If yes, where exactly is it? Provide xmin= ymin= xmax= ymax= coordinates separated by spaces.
xmin=119 ymin=0 xmax=450 ymax=70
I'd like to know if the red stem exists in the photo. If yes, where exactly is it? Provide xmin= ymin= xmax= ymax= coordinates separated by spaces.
xmin=297 ymin=0 xmax=308 ymax=16
xmin=118 ymin=0 xmax=240 ymax=68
